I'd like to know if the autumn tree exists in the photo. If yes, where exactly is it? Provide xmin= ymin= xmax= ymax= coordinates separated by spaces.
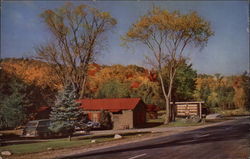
xmin=194 ymin=74 xmax=236 ymax=112
xmin=123 ymin=7 xmax=213 ymax=124
xmin=96 ymin=80 xmax=130 ymax=98
xmin=1 ymin=58 xmax=59 ymax=107
xmin=240 ymin=72 xmax=250 ymax=110
xmin=36 ymin=3 xmax=117 ymax=98
xmin=130 ymin=82 xmax=164 ymax=107
xmin=232 ymin=73 xmax=249 ymax=110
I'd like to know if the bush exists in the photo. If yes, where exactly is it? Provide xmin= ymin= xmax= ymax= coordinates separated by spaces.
xmin=218 ymin=109 xmax=250 ymax=116
xmin=99 ymin=110 xmax=112 ymax=129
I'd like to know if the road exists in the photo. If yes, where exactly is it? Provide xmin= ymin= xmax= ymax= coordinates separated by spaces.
xmin=62 ymin=117 xmax=250 ymax=159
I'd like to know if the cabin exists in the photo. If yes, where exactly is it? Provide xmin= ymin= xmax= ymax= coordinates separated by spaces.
xmin=77 ymin=98 xmax=146 ymax=130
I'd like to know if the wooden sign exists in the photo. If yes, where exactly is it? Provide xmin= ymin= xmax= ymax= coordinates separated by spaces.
xmin=170 ymin=101 xmax=204 ymax=118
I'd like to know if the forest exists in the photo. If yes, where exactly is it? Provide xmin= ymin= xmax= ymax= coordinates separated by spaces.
xmin=1 ymin=3 xmax=249 ymax=129
xmin=0 ymin=58 xmax=249 ymax=129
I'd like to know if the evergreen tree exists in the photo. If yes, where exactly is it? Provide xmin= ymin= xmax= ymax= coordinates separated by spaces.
xmin=0 ymin=93 xmax=26 ymax=129
xmin=49 ymin=83 xmax=82 ymax=139
xmin=0 ymin=79 xmax=28 ymax=129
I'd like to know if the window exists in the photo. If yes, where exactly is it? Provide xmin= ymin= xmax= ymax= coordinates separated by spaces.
xmin=112 ymin=111 xmax=122 ymax=114
xmin=92 ymin=113 xmax=100 ymax=122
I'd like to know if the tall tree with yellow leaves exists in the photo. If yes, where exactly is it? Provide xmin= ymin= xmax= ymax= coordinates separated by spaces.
xmin=36 ymin=3 xmax=117 ymax=98
xmin=123 ymin=7 xmax=213 ymax=124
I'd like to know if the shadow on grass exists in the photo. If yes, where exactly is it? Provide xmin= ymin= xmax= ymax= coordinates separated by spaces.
xmin=143 ymin=122 xmax=163 ymax=128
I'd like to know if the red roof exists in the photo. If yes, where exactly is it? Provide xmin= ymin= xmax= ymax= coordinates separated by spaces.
xmin=37 ymin=106 xmax=50 ymax=112
xmin=77 ymin=98 xmax=141 ymax=112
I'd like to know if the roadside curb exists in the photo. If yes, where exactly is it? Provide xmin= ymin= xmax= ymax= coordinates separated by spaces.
xmin=8 ymin=117 xmax=249 ymax=159
xmin=57 ymin=118 xmax=244 ymax=159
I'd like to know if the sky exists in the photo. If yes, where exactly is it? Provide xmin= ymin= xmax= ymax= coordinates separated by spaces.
xmin=1 ymin=1 xmax=249 ymax=76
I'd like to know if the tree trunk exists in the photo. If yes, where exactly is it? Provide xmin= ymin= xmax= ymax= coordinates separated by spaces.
xmin=164 ymin=97 xmax=171 ymax=124
xmin=158 ymin=65 xmax=177 ymax=124
xmin=171 ymin=101 xmax=176 ymax=122
xmin=165 ymin=71 xmax=176 ymax=123
xmin=79 ymin=77 xmax=86 ymax=99
xmin=158 ymin=73 xmax=171 ymax=124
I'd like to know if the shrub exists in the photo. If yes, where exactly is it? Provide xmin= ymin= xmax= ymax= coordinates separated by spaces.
xmin=99 ymin=110 xmax=112 ymax=129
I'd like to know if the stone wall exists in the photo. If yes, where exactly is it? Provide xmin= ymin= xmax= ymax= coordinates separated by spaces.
xmin=112 ymin=110 xmax=133 ymax=130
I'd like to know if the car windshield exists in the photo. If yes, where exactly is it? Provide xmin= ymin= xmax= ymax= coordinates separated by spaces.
xmin=26 ymin=122 xmax=37 ymax=127
xmin=38 ymin=120 xmax=50 ymax=127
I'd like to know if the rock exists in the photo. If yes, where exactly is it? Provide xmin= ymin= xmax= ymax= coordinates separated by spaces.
xmin=114 ymin=134 xmax=122 ymax=139
xmin=1 ymin=151 xmax=12 ymax=156
xmin=91 ymin=140 xmax=96 ymax=143
xmin=190 ymin=115 xmax=201 ymax=123
xmin=206 ymin=113 xmax=223 ymax=120
xmin=47 ymin=147 xmax=53 ymax=151
xmin=185 ymin=115 xmax=200 ymax=123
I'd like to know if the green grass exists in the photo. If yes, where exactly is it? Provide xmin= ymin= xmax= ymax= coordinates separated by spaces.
xmin=147 ymin=117 xmax=204 ymax=127
xmin=148 ymin=116 xmax=232 ymax=128
xmin=0 ymin=132 xmax=150 ymax=155
xmin=0 ymin=137 xmax=114 ymax=154
xmin=157 ymin=119 xmax=204 ymax=128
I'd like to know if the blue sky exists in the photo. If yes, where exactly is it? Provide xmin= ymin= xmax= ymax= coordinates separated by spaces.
xmin=1 ymin=1 xmax=249 ymax=75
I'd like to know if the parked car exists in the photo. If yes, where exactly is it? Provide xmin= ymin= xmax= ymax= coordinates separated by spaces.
xmin=86 ymin=121 xmax=101 ymax=129
xmin=22 ymin=119 xmax=52 ymax=138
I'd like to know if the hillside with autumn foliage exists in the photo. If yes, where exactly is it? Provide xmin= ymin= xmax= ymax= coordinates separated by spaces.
xmin=0 ymin=58 xmax=249 ymax=129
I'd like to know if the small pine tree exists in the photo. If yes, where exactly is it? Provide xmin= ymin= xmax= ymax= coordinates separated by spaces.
xmin=49 ymin=83 xmax=82 ymax=139
xmin=99 ymin=110 xmax=112 ymax=129
xmin=0 ymin=79 xmax=28 ymax=129
xmin=0 ymin=92 xmax=26 ymax=129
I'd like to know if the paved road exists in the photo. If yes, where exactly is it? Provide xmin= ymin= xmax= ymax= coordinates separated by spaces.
xmin=62 ymin=117 xmax=250 ymax=159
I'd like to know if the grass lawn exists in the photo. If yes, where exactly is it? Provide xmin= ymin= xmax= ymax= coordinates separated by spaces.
xmin=0 ymin=137 xmax=113 ymax=154
xmin=158 ymin=120 xmax=204 ymax=127
xmin=149 ymin=109 xmax=248 ymax=128
xmin=147 ymin=118 xmax=205 ymax=127
xmin=0 ymin=132 xmax=149 ymax=155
